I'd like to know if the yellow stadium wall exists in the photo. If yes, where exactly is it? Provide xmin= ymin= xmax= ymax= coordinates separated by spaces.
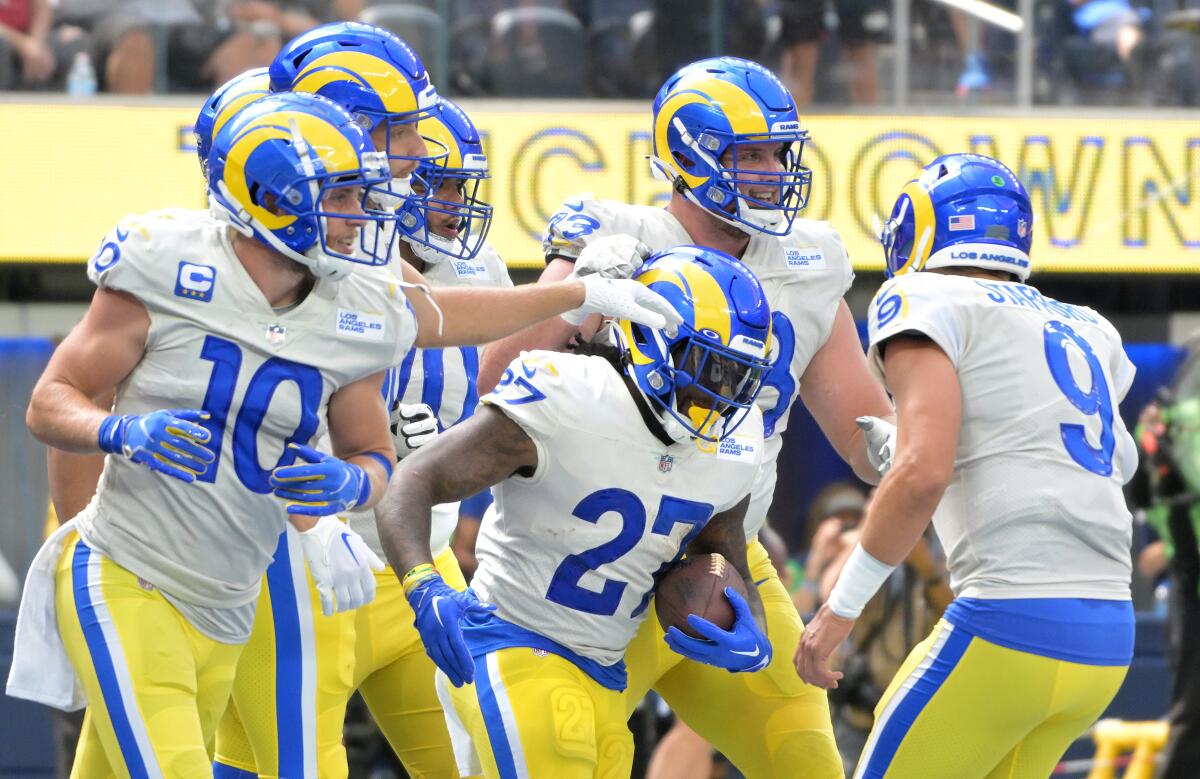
xmin=3 ymin=101 xmax=1200 ymax=273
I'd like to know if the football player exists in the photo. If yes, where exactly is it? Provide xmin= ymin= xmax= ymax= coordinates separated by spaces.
xmin=378 ymin=246 xmax=775 ymax=778
xmin=15 ymin=91 xmax=414 ymax=779
xmin=10 ymin=79 xmax=678 ymax=778
xmin=342 ymin=97 xmax=516 ymax=778
xmin=796 ymin=154 xmax=1137 ymax=779
xmin=478 ymin=56 xmax=893 ymax=777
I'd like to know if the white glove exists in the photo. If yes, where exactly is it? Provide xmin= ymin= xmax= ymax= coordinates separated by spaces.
xmin=572 ymin=235 xmax=651 ymax=280
xmin=563 ymin=275 xmax=683 ymax=334
xmin=857 ymin=416 xmax=897 ymax=477
xmin=391 ymin=402 xmax=438 ymax=459
xmin=296 ymin=516 xmax=385 ymax=616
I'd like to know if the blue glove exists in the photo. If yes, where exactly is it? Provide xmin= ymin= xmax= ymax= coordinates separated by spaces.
xmin=664 ymin=587 xmax=772 ymax=673
xmin=269 ymin=444 xmax=370 ymax=516
xmin=406 ymin=574 xmax=495 ymax=688
xmin=98 ymin=409 xmax=215 ymax=483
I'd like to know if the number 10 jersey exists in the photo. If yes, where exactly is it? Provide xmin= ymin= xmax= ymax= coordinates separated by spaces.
xmin=78 ymin=210 xmax=414 ymax=642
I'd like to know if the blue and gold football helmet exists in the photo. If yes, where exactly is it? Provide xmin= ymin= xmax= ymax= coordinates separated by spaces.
xmin=617 ymin=245 xmax=772 ymax=442
xmin=207 ymin=92 xmax=394 ymax=279
xmin=650 ymin=57 xmax=811 ymax=237
xmin=880 ymin=153 xmax=1034 ymax=281
xmin=194 ymin=67 xmax=271 ymax=180
xmin=403 ymin=98 xmax=492 ymax=263
xmin=269 ymin=22 xmax=443 ymax=170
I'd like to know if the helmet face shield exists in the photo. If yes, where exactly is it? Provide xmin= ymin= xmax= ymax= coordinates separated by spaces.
xmin=708 ymin=131 xmax=812 ymax=234
xmin=207 ymin=93 xmax=401 ymax=278
xmin=668 ymin=335 xmax=770 ymax=441
xmin=615 ymin=245 xmax=774 ymax=444
xmin=396 ymin=98 xmax=493 ymax=262
xmin=651 ymin=57 xmax=811 ymax=237
xmin=401 ymin=157 xmax=493 ymax=261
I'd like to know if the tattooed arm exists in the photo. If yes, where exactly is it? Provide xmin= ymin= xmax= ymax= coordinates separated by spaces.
xmin=683 ymin=495 xmax=766 ymax=633
xmin=375 ymin=405 xmax=538 ymax=577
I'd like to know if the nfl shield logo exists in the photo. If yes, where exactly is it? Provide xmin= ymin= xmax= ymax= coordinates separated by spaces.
xmin=1017 ymin=218 xmax=1028 ymax=238
xmin=266 ymin=323 xmax=286 ymax=346
xmin=658 ymin=454 xmax=674 ymax=473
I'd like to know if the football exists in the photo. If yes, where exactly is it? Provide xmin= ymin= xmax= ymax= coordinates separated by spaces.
xmin=654 ymin=553 xmax=748 ymax=638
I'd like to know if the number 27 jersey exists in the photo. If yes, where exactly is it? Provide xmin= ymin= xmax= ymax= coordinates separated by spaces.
xmin=867 ymin=272 xmax=1137 ymax=600
xmin=471 ymin=351 xmax=763 ymax=673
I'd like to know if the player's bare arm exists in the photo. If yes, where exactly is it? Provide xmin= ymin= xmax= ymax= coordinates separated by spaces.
xmin=796 ymin=333 xmax=961 ymax=689
xmin=26 ymin=288 xmax=150 ymax=452
xmin=683 ymin=494 xmax=766 ymax=632
xmin=799 ymin=300 xmax=895 ymax=484
xmin=323 ymin=370 xmax=397 ymax=512
xmin=376 ymin=404 xmax=537 ymax=576
xmin=477 ymin=258 xmax=591 ymax=393
xmin=396 ymin=257 xmax=659 ymax=350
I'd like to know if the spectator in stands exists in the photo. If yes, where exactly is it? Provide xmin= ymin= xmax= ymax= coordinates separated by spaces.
xmin=1131 ymin=392 xmax=1200 ymax=779
xmin=51 ymin=0 xmax=326 ymax=94
xmin=1070 ymin=0 xmax=1146 ymax=66
xmin=0 ymin=0 xmax=88 ymax=89
xmin=778 ymin=0 xmax=888 ymax=105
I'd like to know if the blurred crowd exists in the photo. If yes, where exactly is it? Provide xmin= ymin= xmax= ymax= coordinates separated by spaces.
xmin=4 ymin=0 xmax=1200 ymax=105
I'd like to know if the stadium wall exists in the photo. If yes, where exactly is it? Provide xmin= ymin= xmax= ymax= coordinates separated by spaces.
xmin=2 ymin=99 xmax=1200 ymax=273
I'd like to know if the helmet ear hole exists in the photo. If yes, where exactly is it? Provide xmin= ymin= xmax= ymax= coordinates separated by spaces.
xmin=672 ymin=150 xmax=695 ymax=171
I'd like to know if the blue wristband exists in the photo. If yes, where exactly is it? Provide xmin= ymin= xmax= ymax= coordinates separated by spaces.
xmin=362 ymin=451 xmax=395 ymax=481
xmin=353 ymin=463 xmax=372 ymax=508
xmin=97 ymin=414 xmax=129 ymax=454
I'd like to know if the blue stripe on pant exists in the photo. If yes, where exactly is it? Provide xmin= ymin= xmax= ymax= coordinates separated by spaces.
xmin=265 ymin=532 xmax=304 ymax=779
xmin=213 ymin=762 xmax=259 ymax=778
xmin=474 ymin=654 xmax=520 ymax=779
xmin=860 ymin=626 xmax=974 ymax=779
xmin=72 ymin=540 xmax=151 ymax=779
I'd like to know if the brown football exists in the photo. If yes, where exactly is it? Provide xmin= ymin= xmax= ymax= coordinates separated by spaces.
xmin=654 ymin=553 xmax=748 ymax=638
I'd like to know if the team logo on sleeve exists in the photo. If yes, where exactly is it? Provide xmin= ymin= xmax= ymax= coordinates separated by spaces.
xmin=174 ymin=261 xmax=216 ymax=302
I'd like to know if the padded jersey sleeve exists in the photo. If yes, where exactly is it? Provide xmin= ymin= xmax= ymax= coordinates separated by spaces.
xmin=541 ymin=192 xmax=617 ymax=263
xmin=866 ymin=274 xmax=965 ymax=378
xmin=479 ymin=350 xmax=574 ymax=481
xmin=86 ymin=213 xmax=167 ymax=300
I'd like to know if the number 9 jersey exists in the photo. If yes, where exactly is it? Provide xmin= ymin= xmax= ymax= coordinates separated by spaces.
xmin=80 ymin=209 xmax=415 ymax=642
xmin=867 ymin=271 xmax=1137 ymax=601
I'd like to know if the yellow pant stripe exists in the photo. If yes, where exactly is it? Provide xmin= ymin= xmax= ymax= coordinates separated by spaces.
xmin=70 ymin=539 xmax=163 ymax=778
xmin=855 ymin=622 xmax=968 ymax=778
xmin=474 ymin=652 xmax=530 ymax=779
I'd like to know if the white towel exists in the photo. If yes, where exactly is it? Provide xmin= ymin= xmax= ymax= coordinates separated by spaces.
xmin=6 ymin=519 xmax=86 ymax=711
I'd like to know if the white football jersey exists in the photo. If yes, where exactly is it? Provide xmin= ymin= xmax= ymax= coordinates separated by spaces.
xmin=544 ymin=194 xmax=852 ymax=539
xmin=471 ymin=350 xmax=763 ymax=667
xmin=78 ymin=209 xmax=415 ymax=641
xmin=348 ymin=240 xmax=513 ymax=558
xmin=867 ymin=272 xmax=1137 ymax=600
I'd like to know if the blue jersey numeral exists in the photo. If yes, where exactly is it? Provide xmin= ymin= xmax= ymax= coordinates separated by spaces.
xmin=492 ymin=361 xmax=546 ymax=405
xmin=386 ymin=346 xmax=481 ymax=431
xmin=545 ymin=489 xmax=714 ymax=617
xmin=1042 ymin=321 xmax=1116 ymax=476
xmin=760 ymin=311 xmax=797 ymax=438
xmin=196 ymin=334 xmax=323 ymax=491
